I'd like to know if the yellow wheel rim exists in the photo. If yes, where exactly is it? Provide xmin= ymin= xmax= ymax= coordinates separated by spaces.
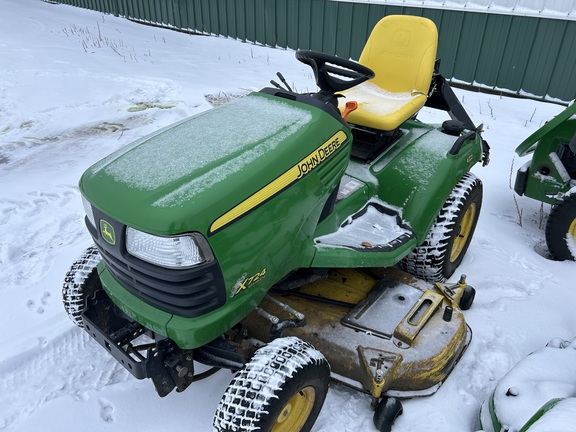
xmin=272 ymin=387 xmax=316 ymax=432
xmin=450 ymin=203 xmax=477 ymax=263
xmin=569 ymin=217 xmax=576 ymax=239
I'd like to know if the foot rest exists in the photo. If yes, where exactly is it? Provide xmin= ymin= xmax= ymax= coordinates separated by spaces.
xmin=315 ymin=201 xmax=415 ymax=252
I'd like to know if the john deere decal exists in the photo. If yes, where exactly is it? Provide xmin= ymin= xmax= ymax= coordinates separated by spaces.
xmin=210 ymin=130 xmax=347 ymax=234
xmin=100 ymin=219 xmax=116 ymax=245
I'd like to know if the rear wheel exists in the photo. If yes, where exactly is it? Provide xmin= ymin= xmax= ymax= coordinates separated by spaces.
xmin=62 ymin=245 xmax=101 ymax=328
xmin=213 ymin=337 xmax=330 ymax=432
xmin=545 ymin=194 xmax=576 ymax=261
xmin=400 ymin=173 xmax=483 ymax=282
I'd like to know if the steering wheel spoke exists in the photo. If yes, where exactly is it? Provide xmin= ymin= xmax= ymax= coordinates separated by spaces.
xmin=296 ymin=50 xmax=374 ymax=94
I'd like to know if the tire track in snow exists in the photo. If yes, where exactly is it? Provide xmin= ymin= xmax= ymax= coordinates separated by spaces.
xmin=0 ymin=327 xmax=130 ymax=430
xmin=0 ymin=80 xmax=187 ymax=172
xmin=1 ymin=121 xmax=125 ymax=158
xmin=452 ymin=335 xmax=519 ymax=401
xmin=464 ymin=233 xmax=556 ymax=306
xmin=0 ymin=188 xmax=77 ymax=225
xmin=0 ymin=186 xmax=85 ymax=290
xmin=314 ymin=385 xmax=375 ymax=432
xmin=0 ymin=120 xmax=130 ymax=171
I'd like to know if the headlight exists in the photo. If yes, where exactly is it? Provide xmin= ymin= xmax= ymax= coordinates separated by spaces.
xmin=126 ymin=227 xmax=213 ymax=269
xmin=82 ymin=195 xmax=96 ymax=228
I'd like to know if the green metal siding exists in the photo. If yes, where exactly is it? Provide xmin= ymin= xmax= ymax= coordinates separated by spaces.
xmin=524 ymin=19 xmax=571 ymax=99
xmin=475 ymin=14 xmax=511 ymax=87
xmin=451 ymin=12 xmax=486 ymax=84
xmin=348 ymin=5 xmax=369 ymax=58
xmin=548 ymin=22 xmax=576 ymax=100
xmin=436 ymin=10 xmax=465 ymax=79
xmin=320 ymin=1 xmax=338 ymax=54
xmin=47 ymin=0 xmax=576 ymax=102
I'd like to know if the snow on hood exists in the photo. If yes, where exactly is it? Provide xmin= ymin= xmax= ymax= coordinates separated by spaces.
xmin=492 ymin=338 xmax=576 ymax=430
xmin=528 ymin=398 xmax=576 ymax=432
xmin=87 ymin=93 xmax=312 ymax=207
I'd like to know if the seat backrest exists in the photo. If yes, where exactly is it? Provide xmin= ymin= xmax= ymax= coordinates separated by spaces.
xmin=359 ymin=15 xmax=438 ymax=95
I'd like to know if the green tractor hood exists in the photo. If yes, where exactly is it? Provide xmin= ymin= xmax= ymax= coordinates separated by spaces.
xmin=79 ymin=91 xmax=354 ymax=348
xmin=513 ymin=102 xmax=576 ymax=204
xmin=80 ymin=93 xmax=346 ymax=237
xmin=516 ymin=103 xmax=576 ymax=157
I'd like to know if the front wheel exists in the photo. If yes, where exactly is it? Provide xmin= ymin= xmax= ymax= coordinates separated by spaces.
xmin=213 ymin=337 xmax=330 ymax=432
xmin=373 ymin=397 xmax=403 ymax=432
xmin=62 ymin=245 xmax=101 ymax=327
xmin=400 ymin=173 xmax=483 ymax=282
xmin=545 ymin=194 xmax=576 ymax=261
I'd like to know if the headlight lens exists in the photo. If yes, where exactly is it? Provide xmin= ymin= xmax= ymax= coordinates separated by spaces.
xmin=126 ymin=228 xmax=213 ymax=269
xmin=82 ymin=195 xmax=96 ymax=228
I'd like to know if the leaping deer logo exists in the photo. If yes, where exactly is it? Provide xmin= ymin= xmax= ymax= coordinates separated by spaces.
xmin=100 ymin=220 xmax=116 ymax=245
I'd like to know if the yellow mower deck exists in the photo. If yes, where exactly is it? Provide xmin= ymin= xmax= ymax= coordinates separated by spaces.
xmin=240 ymin=268 xmax=471 ymax=399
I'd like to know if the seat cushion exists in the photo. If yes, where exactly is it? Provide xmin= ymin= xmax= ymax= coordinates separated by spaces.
xmin=340 ymin=82 xmax=427 ymax=131
xmin=337 ymin=15 xmax=437 ymax=131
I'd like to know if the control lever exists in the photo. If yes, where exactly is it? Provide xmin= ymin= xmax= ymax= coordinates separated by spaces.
xmin=276 ymin=72 xmax=293 ymax=92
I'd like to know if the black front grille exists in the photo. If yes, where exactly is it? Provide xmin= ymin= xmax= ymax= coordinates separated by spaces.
xmin=86 ymin=208 xmax=227 ymax=318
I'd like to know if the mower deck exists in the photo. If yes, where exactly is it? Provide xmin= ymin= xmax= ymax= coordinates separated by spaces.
xmin=240 ymin=268 xmax=471 ymax=399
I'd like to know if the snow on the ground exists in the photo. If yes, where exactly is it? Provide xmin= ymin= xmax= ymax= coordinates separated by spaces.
xmin=0 ymin=1 xmax=574 ymax=431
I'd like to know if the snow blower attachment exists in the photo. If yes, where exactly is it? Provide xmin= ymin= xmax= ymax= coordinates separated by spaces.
xmin=64 ymin=15 xmax=489 ymax=432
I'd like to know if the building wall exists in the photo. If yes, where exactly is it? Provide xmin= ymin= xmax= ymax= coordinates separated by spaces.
xmin=51 ymin=0 xmax=576 ymax=102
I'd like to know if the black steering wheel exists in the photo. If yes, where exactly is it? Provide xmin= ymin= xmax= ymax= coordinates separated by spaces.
xmin=296 ymin=50 xmax=375 ymax=94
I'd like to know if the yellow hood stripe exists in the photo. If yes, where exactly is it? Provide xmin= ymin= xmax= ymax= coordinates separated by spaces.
xmin=209 ymin=130 xmax=347 ymax=234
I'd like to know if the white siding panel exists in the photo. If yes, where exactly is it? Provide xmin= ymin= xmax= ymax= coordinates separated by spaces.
xmin=330 ymin=0 xmax=576 ymax=20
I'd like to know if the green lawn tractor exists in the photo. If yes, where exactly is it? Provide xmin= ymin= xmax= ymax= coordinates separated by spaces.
xmin=514 ymin=102 xmax=576 ymax=261
xmin=63 ymin=15 xmax=489 ymax=432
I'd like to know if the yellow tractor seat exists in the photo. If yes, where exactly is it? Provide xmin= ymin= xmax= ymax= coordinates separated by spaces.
xmin=339 ymin=15 xmax=438 ymax=131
